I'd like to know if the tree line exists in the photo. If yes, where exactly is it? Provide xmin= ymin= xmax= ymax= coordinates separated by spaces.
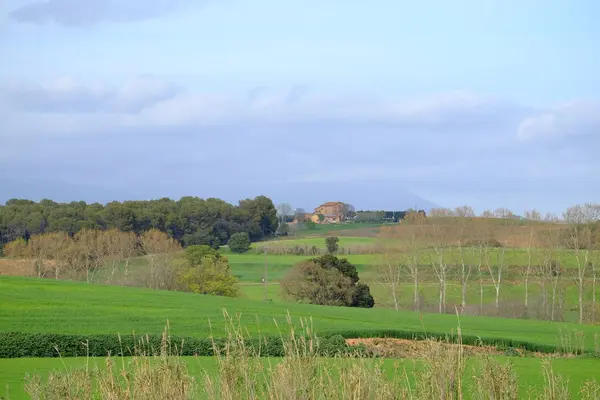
xmin=3 ymin=227 xmax=239 ymax=296
xmin=377 ymin=203 xmax=600 ymax=324
xmin=0 ymin=196 xmax=279 ymax=252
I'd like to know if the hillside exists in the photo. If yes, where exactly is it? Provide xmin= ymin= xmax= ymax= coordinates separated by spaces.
xmin=1 ymin=276 xmax=598 ymax=352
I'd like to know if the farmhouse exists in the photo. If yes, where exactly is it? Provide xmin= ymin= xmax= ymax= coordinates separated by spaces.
xmin=313 ymin=201 xmax=345 ymax=224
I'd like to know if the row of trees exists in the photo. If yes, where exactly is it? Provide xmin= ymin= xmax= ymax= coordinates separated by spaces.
xmin=429 ymin=205 xmax=570 ymax=221
xmin=3 ymin=228 xmax=239 ymax=296
xmin=377 ymin=203 xmax=600 ymax=324
xmin=0 ymin=196 xmax=278 ymax=250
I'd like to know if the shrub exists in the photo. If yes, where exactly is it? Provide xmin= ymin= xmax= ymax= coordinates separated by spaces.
xmin=280 ymin=262 xmax=354 ymax=306
xmin=351 ymin=282 xmax=375 ymax=308
xmin=177 ymin=257 xmax=239 ymax=297
xmin=0 ymin=332 xmax=350 ymax=359
xmin=326 ymin=236 xmax=339 ymax=254
xmin=184 ymin=245 xmax=223 ymax=265
xmin=228 ymin=232 xmax=251 ymax=253
xmin=281 ymin=255 xmax=374 ymax=308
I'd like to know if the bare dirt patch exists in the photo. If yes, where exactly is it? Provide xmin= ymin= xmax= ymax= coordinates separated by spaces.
xmin=345 ymin=338 xmax=503 ymax=358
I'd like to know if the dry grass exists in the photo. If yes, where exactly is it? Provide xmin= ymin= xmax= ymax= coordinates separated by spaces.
xmin=24 ymin=325 xmax=197 ymax=400
xmin=344 ymin=338 xmax=501 ymax=358
xmin=0 ymin=259 xmax=36 ymax=277
xmin=20 ymin=310 xmax=600 ymax=400
xmin=379 ymin=221 xmax=564 ymax=249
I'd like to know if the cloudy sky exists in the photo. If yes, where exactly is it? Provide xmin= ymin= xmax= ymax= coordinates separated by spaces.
xmin=1 ymin=0 xmax=599 ymax=213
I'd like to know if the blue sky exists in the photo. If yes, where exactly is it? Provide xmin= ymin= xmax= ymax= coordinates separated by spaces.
xmin=1 ymin=0 xmax=599 ymax=214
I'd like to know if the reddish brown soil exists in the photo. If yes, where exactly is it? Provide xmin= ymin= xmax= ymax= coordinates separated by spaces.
xmin=345 ymin=338 xmax=503 ymax=358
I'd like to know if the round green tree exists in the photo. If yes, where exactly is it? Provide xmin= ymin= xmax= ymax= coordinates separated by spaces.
xmin=228 ymin=232 xmax=251 ymax=253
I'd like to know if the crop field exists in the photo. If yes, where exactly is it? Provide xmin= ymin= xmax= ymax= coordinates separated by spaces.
xmin=2 ymin=274 xmax=600 ymax=398
xmin=1 ymin=276 xmax=599 ymax=349
xmin=2 ymin=355 xmax=600 ymax=399
xmin=1 ymin=219 xmax=599 ymax=398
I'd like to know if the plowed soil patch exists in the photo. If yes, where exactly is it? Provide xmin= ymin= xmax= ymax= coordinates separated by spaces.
xmin=345 ymin=338 xmax=503 ymax=358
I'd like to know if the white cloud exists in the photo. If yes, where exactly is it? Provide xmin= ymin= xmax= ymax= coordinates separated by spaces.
xmin=517 ymin=100 xmax=600 ymax=141
xmin=1 ymin=75 xmax=599 ymax=213
xmin=9 ymin=0 xmax=200 ymax=26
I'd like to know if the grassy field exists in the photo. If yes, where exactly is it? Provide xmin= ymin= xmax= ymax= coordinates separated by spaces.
xmin=1 ymin=276 xmax=599 ymax=350
xmin=1 ymin=355 xmax=599 ymax=399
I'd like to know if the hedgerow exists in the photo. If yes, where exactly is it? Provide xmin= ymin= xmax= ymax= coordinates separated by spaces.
xmin=2 ymin=328 xmax=591 ymax=359
xmin=0 ymin=332 xmax=352 ymax=359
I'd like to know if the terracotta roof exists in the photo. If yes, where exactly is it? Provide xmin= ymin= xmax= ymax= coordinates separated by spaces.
xmin=319 ymin=202 xmax=344 ymax=207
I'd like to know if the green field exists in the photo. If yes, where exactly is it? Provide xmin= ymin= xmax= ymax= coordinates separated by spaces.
xmin=257 ymin=236 xmax=378 ymax=248
xmin=2 ymin=276 xmax=600 ymax=398
xmin=1 ymin=356 xmax=599 ymax=400
xmin=1 ymin=276 xmax=599 ymax=350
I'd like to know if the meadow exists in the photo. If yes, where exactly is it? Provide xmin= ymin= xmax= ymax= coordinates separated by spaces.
xmin=2 ymin=355 xmax=600 ymax=399
xmin=1 ymin=276 xmax=600 ymax=399
xmin=3 ymin=276 xmax=599 ymax=348
xmin=1 ymin=219 xmax=600 ymax=398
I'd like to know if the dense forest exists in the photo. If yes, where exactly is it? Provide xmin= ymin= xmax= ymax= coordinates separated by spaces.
xmin=0 ymin=196 xmax=279 ymax=250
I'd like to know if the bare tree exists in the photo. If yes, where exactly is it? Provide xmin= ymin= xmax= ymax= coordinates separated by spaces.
xmin=563 ymin=203 xmax=600 ymax=323
xmin=537 ymin=228 xmax=562 ymax=321
xmin=455 ymin=222 xmax=472 ymax=313
xmin=342 ymin=203 xmax=356 ymax=220
xmin=544 ymin=212 xmax=559 ymax=222
xmin=377 ymin=227 xmax=422 ymax=311
xmin=524 ymin=209 xmax=542 ymax=221
xmin=523 ymin=227 xmax=534 ymax=308
xmin=140 ymin=229 xmax=182 ymax=290
xmin=429 ymin=208 xmax=454 ymax=217
xmin=494 ymin=208 xmax=514 ymax=219
xmin=483 ymin=242 xmax=506 ymax=310
xmin=428 ymin=224 xmax=452 ymax=313
xmin=377 ymin=253 xmax=402 ymax=311
xmin=480 ymin=210 xmax=494 ymax=218
xmin=454 ymin=205 xmax=476 ymax=218
xmin=277 ymin=203 xmax=293 ymax=223
xmin=71 ymin=229 xmax=109 ymax=283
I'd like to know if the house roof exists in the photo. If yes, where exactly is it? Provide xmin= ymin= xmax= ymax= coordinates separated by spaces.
xmin=318 ymin=202 xmax=344 ymax=207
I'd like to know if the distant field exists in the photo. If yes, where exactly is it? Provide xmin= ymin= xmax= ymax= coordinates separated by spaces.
xmin=257 ymin=236 xmax=377 ymax=249
xmin=1 ymin=276 xmax=599 ymax=350
xmin=1 ymin=355 xmax=599 ymax=400
xmin=291 ymin=222 xmax=386 ymax=237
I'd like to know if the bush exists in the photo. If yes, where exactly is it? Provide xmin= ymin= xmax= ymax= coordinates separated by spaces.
xmin=228 ymin=232 xmax=251 ymax=253
xmin=184 ymin=245 xmax=222 ymax=265
xmin=0 ymin=329 xmax=568 ymax=359
xmin=177 ymin=258 xmax=239 ymax=297
xmin=351 ymin=282 xmax=375 ymax=308
xmin=281 ymin=255 xmax=374 ymax=308
xmin=0 ymin=332 xmax=350 ymax=359
xmin=326 ymin=236 xmax=339 ymax=254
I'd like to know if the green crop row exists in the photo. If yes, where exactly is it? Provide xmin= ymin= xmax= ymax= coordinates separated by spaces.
xmin=0 ymin=332 xmax=352 ymax=359
xmin=2 ymin=329 xmax=594 ymax=359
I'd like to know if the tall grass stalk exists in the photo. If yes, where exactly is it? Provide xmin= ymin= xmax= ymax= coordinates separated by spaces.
xmin=21 ymin=310 xmax=600 ymax=399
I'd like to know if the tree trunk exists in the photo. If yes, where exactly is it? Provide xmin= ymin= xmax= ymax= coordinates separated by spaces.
xmin=524 ymin=274 xmax=529 ymax=308
xmin=413 ymin=274 xmax=419 ymax=311
xmin=579 ymin=285 xmax=584 ymax=324
xmin=495 ymin=286 xmax=500 ymax=310
xmin=479 ymin=275 xmax=483 ymax=315
xmin=391 ymin=283 xmax=399 ymax=311
xmin=461 ymin=282 xmax=467 ymax=313
xmin=593 ymin=264 xmax=597 ymax=323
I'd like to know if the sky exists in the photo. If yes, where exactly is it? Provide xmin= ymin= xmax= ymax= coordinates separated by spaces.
xmin=1 ymin=0 xmax=599 ymax=214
